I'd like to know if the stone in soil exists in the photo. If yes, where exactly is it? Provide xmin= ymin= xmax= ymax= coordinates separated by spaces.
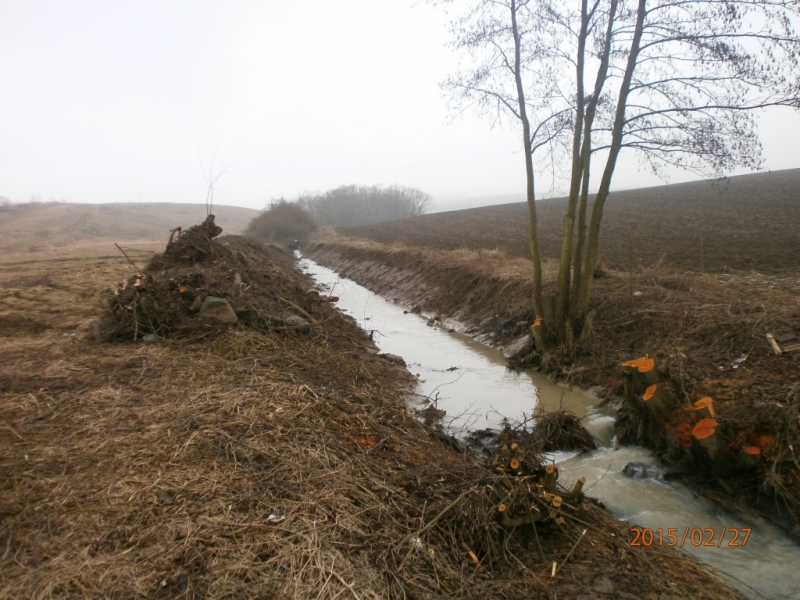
xmin=503 ymin=333 xmax=533 ymax=360
xmin=199 ymin=296 xmax=238 ymax=324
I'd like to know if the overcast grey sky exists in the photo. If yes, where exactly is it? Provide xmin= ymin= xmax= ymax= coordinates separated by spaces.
xmin=3 ymin=0 xmax=800 ymax=211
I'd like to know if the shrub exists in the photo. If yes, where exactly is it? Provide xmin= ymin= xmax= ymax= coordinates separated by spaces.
xmin=245 ymin=199 xmax=317 ymax=242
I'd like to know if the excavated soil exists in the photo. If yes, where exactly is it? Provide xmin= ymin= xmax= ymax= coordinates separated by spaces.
xmin=0 ymin=232 xmax=747 ymax=599
xmin=305 ymin=234 xmax=800 ymax=539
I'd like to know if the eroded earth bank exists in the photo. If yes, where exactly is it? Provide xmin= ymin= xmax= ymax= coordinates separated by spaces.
xmin=305 ymin=233 xmax=800 ymax=544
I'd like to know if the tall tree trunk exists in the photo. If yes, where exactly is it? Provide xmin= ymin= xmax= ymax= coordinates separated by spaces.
xmin=577 ymin=0 xmax=647 ymax=318
xmin=571 ymin=0 xmax=618 ymax=324
xmin=511 ymin=0 xmax=544 ymax=319
xmin=554 ymin=0 xmax=589 ymax=335
xmin=571 ymin=139 xmax=591 ymax=318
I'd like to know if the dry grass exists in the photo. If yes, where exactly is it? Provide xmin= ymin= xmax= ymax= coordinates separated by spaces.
xmin=0 ymin=203 xmax=258 ymax=252
xmin=313 ymin=230 xmax=552 ymax=282
xmin=0 ymin=241 xmax=747 ymax=599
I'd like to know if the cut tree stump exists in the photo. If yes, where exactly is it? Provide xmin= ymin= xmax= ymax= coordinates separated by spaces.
xmin=693 ymin=397 xmax=716 ymax=420
xmin=691 ymin=418 xmax=732 ymax=477
xmin=620 ymin=357 xmax=676 ymax=452
xmin=737 ymin=446 xmax=761 ymax=471
xmin=543 ymin=464 xmax=558 ymax=493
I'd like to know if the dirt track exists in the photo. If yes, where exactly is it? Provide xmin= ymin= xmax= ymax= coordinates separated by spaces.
xmin=0 ymin=237 xmax=745 ymax=599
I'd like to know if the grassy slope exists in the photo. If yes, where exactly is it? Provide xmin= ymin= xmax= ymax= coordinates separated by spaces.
xmin=0 ymin=202 xmax=259 ymax=250
xmin=345 ymin=168 xmax=800 ymax=273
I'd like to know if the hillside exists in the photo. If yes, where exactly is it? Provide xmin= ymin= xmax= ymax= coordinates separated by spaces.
xmin=0 ymin=202 xmax=259 ymax=251
xmin=344 ymin=169 xmax=800 ymax=273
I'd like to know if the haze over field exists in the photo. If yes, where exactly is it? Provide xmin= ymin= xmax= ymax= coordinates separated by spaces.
xmin=0 ymin=203 xmax=258 ymax=251
xmin=3 ymin=1 xmax=800 ymax=213
xmin=4 ymin=168 xmax=798 ymax=274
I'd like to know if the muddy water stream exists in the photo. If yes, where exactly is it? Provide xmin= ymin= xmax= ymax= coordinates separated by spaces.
xmin=300 ymin=255 xmax=800 ymax=600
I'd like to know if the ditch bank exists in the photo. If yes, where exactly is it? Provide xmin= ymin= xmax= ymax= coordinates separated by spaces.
xmin=0 ymin=229 xmax=747 ymax=599
xmin=305 ymin=234 xmax=800 ymax=540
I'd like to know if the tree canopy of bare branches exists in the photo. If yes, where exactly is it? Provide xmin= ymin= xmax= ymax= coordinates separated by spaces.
xmin=439 ymin=0 xmax=800 ymax=355
xmin=296 ymin=185 xmax=432 ymax=228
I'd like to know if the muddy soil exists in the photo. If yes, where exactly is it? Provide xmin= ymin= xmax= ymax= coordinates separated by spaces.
xmin=305 ymin=234 xmax=800 ymax=540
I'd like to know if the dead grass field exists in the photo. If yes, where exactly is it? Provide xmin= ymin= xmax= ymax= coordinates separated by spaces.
xmin=343 ymin=168 xmax=800 ymax=274
xmin=0 ymin=202 xmax=258 ymax=252
xmin=0 ymin=237 xmax=745 ymax=599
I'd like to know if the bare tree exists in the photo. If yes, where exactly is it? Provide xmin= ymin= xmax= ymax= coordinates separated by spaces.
xmin=199 ymin=147 xmax=233 ymax=216
xmin=440 ymin=0 xmax=800 ymax=356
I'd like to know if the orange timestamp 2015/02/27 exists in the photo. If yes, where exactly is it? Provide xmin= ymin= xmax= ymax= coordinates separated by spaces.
xmin=629 ymin=527 xmax=751 ymax=547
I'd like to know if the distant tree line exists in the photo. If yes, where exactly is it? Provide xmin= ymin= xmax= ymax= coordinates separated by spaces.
xmin=295 ymin=185 xmax=432 ymax=228
xmin=245 ymin=185 xmax=433 ymax=243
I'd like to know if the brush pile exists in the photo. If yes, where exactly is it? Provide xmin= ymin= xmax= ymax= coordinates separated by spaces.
xmin=531 ymin=410 xmax=599 ymax=452
xmin=99 ymin=219 xmax=328 ymax=341
xmin=487 ymin=409 xmax=598 ymax=456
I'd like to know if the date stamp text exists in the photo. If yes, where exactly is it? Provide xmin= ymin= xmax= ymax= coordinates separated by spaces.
xmin=629 ymin=527 xmax=751 ymax=547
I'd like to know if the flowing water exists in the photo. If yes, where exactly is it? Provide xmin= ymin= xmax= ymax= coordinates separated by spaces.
xmin=300 ymin=255 xmax=800 ymax=600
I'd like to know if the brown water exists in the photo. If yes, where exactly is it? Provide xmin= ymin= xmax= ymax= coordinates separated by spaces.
xmin=301 ymin=255 xmax=800 ymax=600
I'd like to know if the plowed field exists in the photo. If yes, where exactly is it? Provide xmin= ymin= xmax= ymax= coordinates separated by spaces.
xmin=344 ymin=169 xmax=800 ymax=273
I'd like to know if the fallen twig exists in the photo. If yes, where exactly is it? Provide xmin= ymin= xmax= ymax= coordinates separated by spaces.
xmin=395 ymin=488 xmax=473 ymax=569
xmin=325 ymin=567 xmax=362 ymax=600
xmin=114 ymin=243 xmax=139 ymax=270
xmin=278 ymin=296 xmax=316 ymax=324
xmin=2 ymin=425 xmax=25 ymax=442
xmin=2 ymin=533 xmax=12 ymax=561
xmin=553 ymin=528 xmax=586 ymax=575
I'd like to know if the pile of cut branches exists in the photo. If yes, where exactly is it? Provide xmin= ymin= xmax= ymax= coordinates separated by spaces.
xmin=100 ymin=220 xmax=330 ymax=341
xmin=489 ymin=409 xmax=598 ymax=456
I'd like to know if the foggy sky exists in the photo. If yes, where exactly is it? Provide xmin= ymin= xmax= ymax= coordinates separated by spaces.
xmin=3 ymin=0 xmax=800 ymax=212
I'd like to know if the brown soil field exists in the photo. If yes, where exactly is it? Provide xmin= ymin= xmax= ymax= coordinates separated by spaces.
xmin=0 ymin=226 xmax=745 ymax=598
xmin=305 ymin=233 xmax=800 ymax=540
xmin=344 ymin=168 xmax=800 ymax=274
